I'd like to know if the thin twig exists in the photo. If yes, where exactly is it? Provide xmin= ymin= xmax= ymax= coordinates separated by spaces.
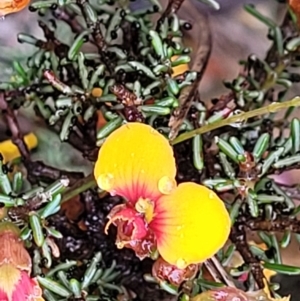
xmin=0 ymin=93 xmax=30 ymax=159
xmin=208 ymin=256 xmax=236 ymax=288
xmin=170 ymin=10 xmax=298 ymax=142
xmin=76 ymin=0 xmax=114 ymax=73
xmin=171 ymin=96 xmax=300 ymax=145
xmin=62 ymin=173 xmax=97 ymax=203
xmin=53 ymin=8 xmax=85 ymax=34
xmin=168 ymin=11 xmax=212 ymax=140
xmin=246 ymin=216 xmax=300 ymax=233
xmin=25 ymin=160 xmax=83 ymax=185
xmin=270 ymin=161 xmax=300 ymax=175
xmin=230 ymin=224 xmax=265 ymax=289
xmin=157 ymin=0 xmax=186 ymax=28
xmin=0 ymin=92 xmax=84 ymax=184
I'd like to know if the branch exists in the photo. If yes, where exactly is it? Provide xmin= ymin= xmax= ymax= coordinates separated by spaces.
xmin=168 ymin=11 xmax=212 ymax=140
xmin=157 ymin=0 xmax=186 ymax=28
xmin=53 ymin=8 xmax=85 ymax=34
xmin=62 ymin=173 xmax=97 ymax=203
xmin=170 ymin=10 xmax=299 ymax=143
xmin=246 ymin=216 xmax=300 ymax=233
xmin=76 ymin=0 xmax=114 ymax=73
xmin=0 ymin=93 xmax=30 ymax=160
xmin=230 ymin=224 xmax=265 ymax=289
xmin=0 ymin=92 xmax=84 ymax=184
xmin=25 ymin=160 xmax=83 ymax=185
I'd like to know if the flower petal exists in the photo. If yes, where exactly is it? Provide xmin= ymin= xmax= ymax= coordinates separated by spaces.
xmin=12 ymin=271 xmax=44 ymax=301
xmin=150 ymin=182 xmax=231 ymax=267
xmin=0 ymin=264 xmax=44 ymax=301
xmin=0 ymin=222 xmax=32 ymax=271
xmin=0 ymin=263 xmax=21 ymax=300
xmin=105 ymin=206 xmax=148 ymax=240
xmin=191 ymin=287 xmax=249 ymax=301
xmin=171 ymin=55 xmax=189 ymax=78
xmin=152 ymin=257 xmax=199 ymax=286
xmin=94 ymin=123 xmax=176 ymax=203
xmin=105 ymin=204 xmax=157 ymax=259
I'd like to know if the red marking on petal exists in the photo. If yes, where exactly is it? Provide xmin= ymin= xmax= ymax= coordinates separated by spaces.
xmin=0 ymin=289 xmax=8 ymax=301
xmin=105 ymin=204 xmax=157 ymax=260
xmin=150 ymin=183 xmax=231 ymax=267
xmin=116 ymin=182 xmax=159 ymax=206
xmin=12 ymin=272 xmax=44 ymax=301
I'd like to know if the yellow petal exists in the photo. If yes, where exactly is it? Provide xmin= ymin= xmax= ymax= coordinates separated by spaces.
xmin=94 ymin=123 xmax=176 ymax=202
xmin=150 ymin=182 xmax=231 ymax=267
xmin=0 ymin=133 xmax=38 ymax=163
xmin=248 ymin=241 xmax=277 ymax=283
xmin=277 ymin=298 xmax=290 ymax=301
xmin=271 ymin=297 xmax=290 ymax=301
xmin=262 ymin=278 xmax=290 ymax=301
xmin=171 ymin=55 xmax=189 ymax=78
xmin=0 ymin=263 xmax=21 ymax=300
xmin=246 ymin=288 xmax=290 ymax=301
xmin=263 ymin=268 xmax=276 ymax=282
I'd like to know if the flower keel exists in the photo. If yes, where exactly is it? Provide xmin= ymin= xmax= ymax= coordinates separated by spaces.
xmin=105 ymin=204 xmax=157 ymax=259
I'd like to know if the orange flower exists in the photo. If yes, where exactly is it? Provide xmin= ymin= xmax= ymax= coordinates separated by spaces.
xmin=0 ymin=222 xmax=44 ymax=301
xmin=0 ymin=0 xmax=30 ymax=16
xmin=94 ymin=123 xmax=231 ymax=268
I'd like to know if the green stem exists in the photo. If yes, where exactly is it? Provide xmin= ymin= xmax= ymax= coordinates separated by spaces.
xmin=171 ymin=96 xmax=300 ymax=145
xmin=62 ymin=173 xmax=96 ymax=203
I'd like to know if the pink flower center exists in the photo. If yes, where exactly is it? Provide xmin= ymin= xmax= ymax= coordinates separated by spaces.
xmin=105 ymin=203 xmax=157 ymax=260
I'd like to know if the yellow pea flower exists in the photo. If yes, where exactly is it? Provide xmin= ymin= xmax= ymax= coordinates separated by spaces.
xmin=94 ymin=122 xmax=231 ymax=268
